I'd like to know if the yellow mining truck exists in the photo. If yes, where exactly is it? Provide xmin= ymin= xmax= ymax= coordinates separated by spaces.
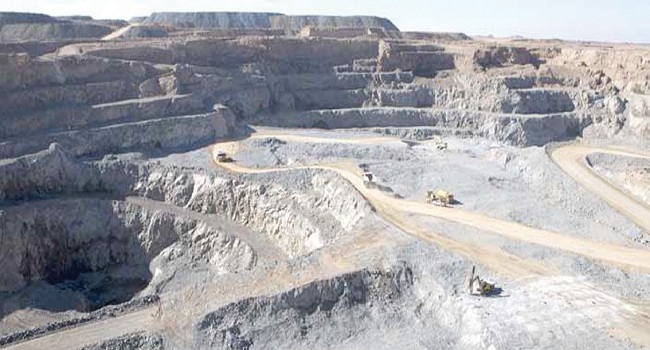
xmin=426 ymin=189 xmax=454 ymax=207
xmin=362 ymin=171 xmax=378 ymax=189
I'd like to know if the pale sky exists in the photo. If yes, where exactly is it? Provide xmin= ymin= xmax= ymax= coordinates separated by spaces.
xmin=1 ymin=0 xmax=648 ymax=43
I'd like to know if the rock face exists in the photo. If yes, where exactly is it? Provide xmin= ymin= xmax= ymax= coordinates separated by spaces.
xmin=377 ymin=40 xmax=455 ymax=76
xmin=142 ymin=12 xmax=282 ymax=29
xmin=0 ymin=53 xmax=157 ymax=97
xmin=0 ymin=40 xmax=82 ymax=57
xmin=0 ymin=143 xmax=376 ymax=341
xmin=473 ymin=46 xmax=539 ymax=68
xmin=1 ymin=107 xmax=235 ymax=158
xmin=59 ymin=37 xmax=379 ymax=74
xmin=401 ymin=31 xmax=471 ymax=41
xmin=627 ymin=92 xmax=650 ymax=137
xmin=4 ymin=94 xmax=205 ymax=140
xmin=270 ymin=15 xmax=399 ymax=31
xmin=0 ymin=13 xmax=114 ymax=42
xmin=2 ymin=27 xmax=631 ymax=152
xmin=0 ymin=143 xmax=98 ymax=201
xmin=196 ymin=265 xmax=414 ymax=349
xmin=0 ymin=51 xmax=240 ymax=158
xmin=0 ymin=141 xmax=371 ymax=291
xmin=2 ymin=15 xmax=644 ymax=157
xmin=132 ymin=167 xmax=371 ymax=258
xmin=0 ymin=138 xmax=373 ymax=319
xmin=256 ymin=108 xmax=589 ymax=146
xmin=510 ymin=89 xmax=575 ymax=114
xmin=0 ymin=199 xmax=159 ymax=293
xmin=0 ymin=12 xmax=56 ymax=26
xmin=0 ymin=22 xmax=113 ymax=42
xmin=0 ymin=197 xmax=257 ymax=305
xmin=141 ymin=12 xmax=399 ymax=31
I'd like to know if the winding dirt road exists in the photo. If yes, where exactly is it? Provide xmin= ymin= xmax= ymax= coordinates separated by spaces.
xmin=214 ymin=133 xmax=650 ymax=272
xmin=551 ymin=145 xmax=650 ymax=233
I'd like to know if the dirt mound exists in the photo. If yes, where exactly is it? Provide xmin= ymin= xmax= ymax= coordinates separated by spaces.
xmin=141 ymin=12 xmax=399 ymax=31
xmin=0 ymin=16 xmax=113 ymax=42
xmin=142 ymin=12 xmax=282 ymax=29
xmin=401 ymin=31 xmax=471 ymax=41
xmin=0 ymin=12 xmax=56 ymax=26
xmin=271 ymin=15 xmax=399 ymax=31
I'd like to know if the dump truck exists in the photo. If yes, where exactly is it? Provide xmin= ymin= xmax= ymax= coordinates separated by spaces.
xmin=362 ymin=171 xmax=378 ymax=189
xmin=468 ymin=265 xmax=495 ymax=296
xmin=216 ymin=152 xmax=233 ymax=163
xmin=426 ymin=189 xmax=454 ymax=207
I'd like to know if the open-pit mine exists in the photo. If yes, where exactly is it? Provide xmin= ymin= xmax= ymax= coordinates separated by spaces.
xmin=0 ymin=10 xmax=649 ymax=350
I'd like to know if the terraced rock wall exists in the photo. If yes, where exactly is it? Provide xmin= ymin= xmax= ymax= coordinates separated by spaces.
xmin=255 ymin=107 xmax=589 ymax=146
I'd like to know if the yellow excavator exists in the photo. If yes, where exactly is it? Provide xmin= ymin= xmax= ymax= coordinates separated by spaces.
xmin=468 ymin=265 xmax=495 ymax=296
xmin=426 ymin=189 xmax=454 ymax=207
